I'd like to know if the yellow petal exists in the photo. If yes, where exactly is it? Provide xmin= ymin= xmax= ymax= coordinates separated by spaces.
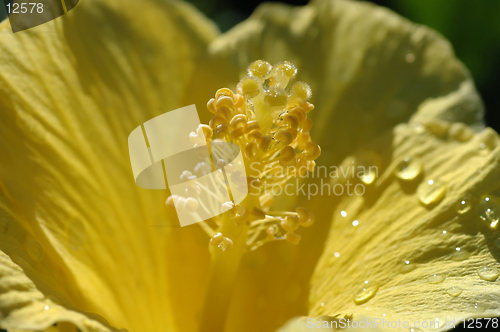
xmin=203 ymin=0 xmax=486 ymax=331
xmin=311 ymin=122 xmax=500 ymax=328
xmin=0 ymin=0 xmax=218 ymax=331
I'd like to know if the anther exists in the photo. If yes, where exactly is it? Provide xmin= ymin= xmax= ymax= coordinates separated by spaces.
xmin=230 ymin=114 xmax=247 ymax=128
xmin=215 ymin=88 xmax=235 ymax=101
xmin=183 ymin=197 xmax=199 ymax=212
xmin=207 ymin=98 xmax=216 ymax=113
xmin=297 ymin=132 xmax=311 ymax=150
xmin=251 ymin=207 xmax=267 ymax=220
xmin=231 ymin=127 xmax=246 ymax=140
xmin=279 ymin=146 xmax=296 ymax=167
xmin=210 ymin=232 xmax=224 ymax=246
xmin=288 ymin=107 xmax=306 ymax=123
xmin=275 ymin=130 xmax=293 ymax=146
xmin=216 ymin=95 xmax=235 ymax=110
xmin=245 ymin=121 xmax=261 ymax=133
xmin=301 ymin=118 xmax=313 ymax=132
xmin=296 ymin=207 xmax=314 ymax=227
xmin=281 ymin=215 xmax=299 ymax=232
xmin=259 ymin=135 xmax=272 ymax=151
xmin=245 ymin=142 xmax=258 ymax=159
xmin=216 ymin=106 xmax=231 ymax=122
xmin=304 ymin=142 xmax=321 ymax=160
xmin=284 ymin=231 xmax=301 ymax=245
xmin=283 ymin=114 xmax=299 ymax=129
xmin=215 ymin=123 xmax=231 ymax=138
xmin=221 ymin=201 xmax=234 ymax=213
xmin=247 ymin=130 xmax=263 ymax=142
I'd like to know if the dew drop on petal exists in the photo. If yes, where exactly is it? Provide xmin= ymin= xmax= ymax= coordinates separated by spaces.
xmin=471 ymin=302 xmax=486 ymax=313
xmin=478 ymin=195 xmax=500 ymax=229
xmin=399 ymin=260 xmax=417 ymax=273
xmin=334 ymin=252 xmax=340 ymax=258
xmin=446 ymin=286 xmax=462 ymax=297
xmin=23 ymin=239 xmax=44 ymax=262
xmin=340 ymin=211 xmax=347 ymax=217
xmin=353 ymin=280 xmax=379 ymax=305
xmin=451 ymin=247 xmax=470 ymax=261
xmin=395 ymin=157 xmax=422 ymax=181
xmin=66 ymin=219 xmax=87 ymax=251
xmin=439 ymin=230 xmax=451 ymax=239
xmin=357 ymin=152 xmax=381 ymax=185
xmin=44 ymin=305 xmax=50 ymax=311
xmin=477 ymin=267 xmax=500 ymax=281
xmin=413 ymin=122 xmax=424 ymax=134
xmin=456 ymin=196 xmax=472 ymax=215
xmin=427 ymin=274 xmax=445 ymax=284
xmin=417 ymin=180 xmax=447 ymax=205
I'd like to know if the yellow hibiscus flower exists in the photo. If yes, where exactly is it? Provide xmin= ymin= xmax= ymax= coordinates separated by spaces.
xmin=0 ymin=0 xmax=499 ymax=332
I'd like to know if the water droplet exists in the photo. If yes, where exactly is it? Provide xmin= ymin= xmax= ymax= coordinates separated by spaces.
xmin=23 ymin=239 xmax=44 ymax=262
xmin=446 ymin=286 xmax=462 ymax=297
xmin=44 ymin=305 xmax=50 ymax=311
xmin=357 ymin=151 xmax=381 ymax=185
xmin=340 ymin=211 xmax=347 ymax=217
xmin=449 ymin=123 xmax=473 ymax=142
xmin=478 ymin=195 xmax=500 ymax=229
xmin=66 ymin=219 xmax=87 ymax=251
xmin=456 ymin=196 xmax=472 ymax=214
xmin=409 ymin=328 xmax=422 ymax=332
xmin=451 ymin=247 xmax=470 ymax=261
xmin=334 ymin=252 xmax=340 ymax=258
xmin=477 ymin=267 xmax=499 ymax=281
xmin=478 ymin=137 xmax=497 ymax=155
xmin=353 ymin=280 xmax=379 ymax=305
xmin=494 ymin=238 xmax=500 ymax=249
xmin=427 ymin=274 xmax=445 ymax=284
xmin=471 ymin=302 xmax=486 ymax=313
xmin=395 ymin=157 xmax=423 ymax=181
xmin=413 ymin=122 xmax=424 ymax=134
xmin=417 ymin=179 xmax=447 ymax=205
xmin=399 ymin=260 xmax=417 ymax=273
xmin=352 ymin=220 xmax=359 ymax=226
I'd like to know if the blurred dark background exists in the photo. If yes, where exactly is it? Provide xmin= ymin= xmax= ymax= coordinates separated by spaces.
xmin=186 ymin=0 xmax=500 ymax=132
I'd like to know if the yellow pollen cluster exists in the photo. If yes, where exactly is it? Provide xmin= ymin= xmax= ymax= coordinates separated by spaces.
xmin=167 ymin=60 xmax=320 ymax=251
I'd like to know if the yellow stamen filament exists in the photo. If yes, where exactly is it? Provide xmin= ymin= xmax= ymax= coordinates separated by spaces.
xmin=166 ymin=59 xmax=321 ymax=332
